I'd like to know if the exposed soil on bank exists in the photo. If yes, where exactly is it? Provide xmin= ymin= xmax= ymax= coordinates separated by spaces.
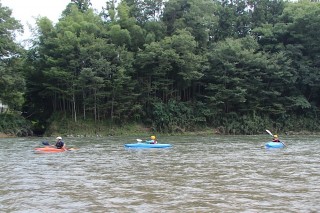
xmin=0 ymin=133 xmax=15 ymax=138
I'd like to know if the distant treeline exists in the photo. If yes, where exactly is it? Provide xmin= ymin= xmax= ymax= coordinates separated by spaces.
xmin=1 ymin=0 xmax=320 ymax=135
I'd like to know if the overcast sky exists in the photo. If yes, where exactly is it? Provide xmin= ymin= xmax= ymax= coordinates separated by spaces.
xmin=2 ymin=0 xmax=106 ymax=46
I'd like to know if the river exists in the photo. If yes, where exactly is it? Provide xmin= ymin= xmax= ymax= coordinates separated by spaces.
xmin=0 ymin=135 xmax=319 ymax=212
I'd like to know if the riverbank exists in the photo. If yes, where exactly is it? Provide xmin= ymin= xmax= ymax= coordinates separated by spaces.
xmin=4 ymin=128 xmax=320 ymax=139
xmin=0 ymin=133 xmax=15 ymax=138
xmin=45 ymin=118 xmax=320 ymax=137
xmin=2 ymin=113 xmax=320 ymax=138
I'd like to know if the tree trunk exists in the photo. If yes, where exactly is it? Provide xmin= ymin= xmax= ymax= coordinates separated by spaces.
xmin=83 ymin=90 xmax=86 ymax=120
xmin=73 ymin=93 xmax=77 ymax=122
xmin=94 ymin=89 xmax=97 ymax=123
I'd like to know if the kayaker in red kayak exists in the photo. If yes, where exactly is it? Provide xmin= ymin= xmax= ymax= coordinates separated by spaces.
xmin=55 ymin=136 xmax=66 ymax=149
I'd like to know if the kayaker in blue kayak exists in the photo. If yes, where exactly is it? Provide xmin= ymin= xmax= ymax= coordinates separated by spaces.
xmin=148 ymin=135 xmax=157 ymax=144
xmin=55 ymin=136 xmax=65 ymax=149
xmin=136 ymin=135 xmax=158 ymax=144
xmin=272 ymin=135 xmax=280 ymax=142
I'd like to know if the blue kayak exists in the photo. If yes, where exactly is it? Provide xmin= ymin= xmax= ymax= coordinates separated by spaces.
xmin=265 ymin=142 xmax=285 ymax=148
xmin=124 ymin=143 xmax=172 ymax=148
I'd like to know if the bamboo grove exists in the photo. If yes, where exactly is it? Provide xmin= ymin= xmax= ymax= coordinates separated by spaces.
xmin=1 ymin=0 xmax=320 ymax=134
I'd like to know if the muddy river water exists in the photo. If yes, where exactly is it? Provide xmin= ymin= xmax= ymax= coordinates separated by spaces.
xmin=1 ymin=135 xmax=319 ymax=212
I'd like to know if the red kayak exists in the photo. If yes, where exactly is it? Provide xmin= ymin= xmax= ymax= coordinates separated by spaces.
xmin=34 ymin=146 xmax=78 ymax=153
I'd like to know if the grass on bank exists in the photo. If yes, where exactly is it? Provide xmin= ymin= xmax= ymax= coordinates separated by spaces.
xmin=45 ymin=113 xmax=219 ymax=137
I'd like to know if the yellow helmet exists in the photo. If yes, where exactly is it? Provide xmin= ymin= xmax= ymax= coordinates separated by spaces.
xmin=151 ymin=135 xmax=156 ymax=140
xmin=274 ymin=135 xmax=278 ymax=138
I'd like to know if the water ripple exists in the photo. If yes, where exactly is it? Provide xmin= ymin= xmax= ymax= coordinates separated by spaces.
xmin=0 ymin=135 xmax=319 ymax=212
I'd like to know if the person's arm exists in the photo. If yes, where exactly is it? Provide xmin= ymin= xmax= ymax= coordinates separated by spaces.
xmin=62 ymin=142 xmax=67 ymax=150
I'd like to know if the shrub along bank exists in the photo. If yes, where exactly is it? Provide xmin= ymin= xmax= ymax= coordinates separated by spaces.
xmin=0 ymin=113 xmax=33 ymax=137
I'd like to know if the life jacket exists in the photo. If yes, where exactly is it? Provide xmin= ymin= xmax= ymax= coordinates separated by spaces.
xmin=56 ymin=141 xmax=64 ymax=149
xmin=146 ymin=140 xmax=157 ymax=144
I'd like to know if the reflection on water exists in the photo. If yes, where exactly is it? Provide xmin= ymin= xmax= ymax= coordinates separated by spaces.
xmin=0 ymin=135 xmax=319 ymax=212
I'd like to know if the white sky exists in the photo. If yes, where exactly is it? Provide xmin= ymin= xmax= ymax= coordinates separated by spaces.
xmin=1 ymin=0 xmax=107 ymax=46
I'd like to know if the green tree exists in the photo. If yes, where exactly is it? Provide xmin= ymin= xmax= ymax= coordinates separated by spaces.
xmin=162 ymin=0 xmax=218 ymax=48
xmin=136 ymin=29 xmax=204 ymax=125
xmin=25 ymin=3 xmax=140 ymax=126
xmin=71 ymin=0 xmax=92 ymax=12
xmin=212 ymin=0 xmax=251 ymax=42
xmin=0 ymin=3 xmax=25 ymax=110
xmin=204 ymin=36 xmax=298 ymax=120
xmin=20 ymin=0 xmax=320 ymax=134
xmin=123 ymin=0 xmax=165 ymax=23
xmin=248 ymin=0 xmax=285 ymax=28
xmin=25 ymin=5 xmax=108 ymax=122
xmin=253 ymin=1 xmax=320 ymax=112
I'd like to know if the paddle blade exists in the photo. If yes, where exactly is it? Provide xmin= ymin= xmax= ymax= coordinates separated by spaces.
xmin=136 ymin=139 xmax=143 ymax=142
xmin=266 ymin=129 xmax=273 ymax=136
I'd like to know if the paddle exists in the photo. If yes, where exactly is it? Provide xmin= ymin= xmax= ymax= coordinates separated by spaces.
xmin=42 ymin=141 xmax=52 ymax=146
xmin=266 ymin=129 xmax=273 ymax=137
xmin=265 ymin=129 xmax=286 ymax=147
xmin=136 ymin=139 xmax=153 ymax=144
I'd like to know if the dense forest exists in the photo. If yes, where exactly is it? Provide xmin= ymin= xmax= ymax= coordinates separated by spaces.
xmin=1 ymin=0 xmax=320 ymax=136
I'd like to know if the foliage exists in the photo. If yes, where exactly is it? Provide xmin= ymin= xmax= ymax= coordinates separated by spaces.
xmin=1 ymin=0 xmax=319 ymax=135
xmin=45 ymin=112 xmax=153 ymax=136
xmin=0 ymin=3 xmax=25 ymax=110
xmin=162 ymin=0 xmax=218 ymax=48
xmin=0 ymin=2 xmax=23 ymax=58
xmin=151 ymin=100 xmax=207 ymax=132
xmin=0 ymin=113 xmax=32 ymax=136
